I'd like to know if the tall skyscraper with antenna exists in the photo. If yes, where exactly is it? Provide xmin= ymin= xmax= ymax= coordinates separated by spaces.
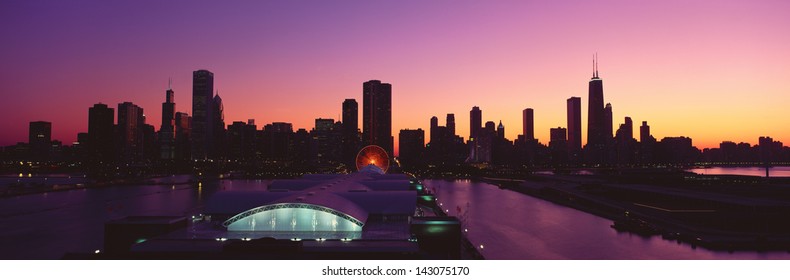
xmin=586 ymin=54 xmax=608 ymax=164
xmin=160 ymin=79 xmax=176 ymax=159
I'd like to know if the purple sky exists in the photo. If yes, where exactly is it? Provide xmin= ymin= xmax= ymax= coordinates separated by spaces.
xmin=2 ymin=1 xmax=789 ymax=151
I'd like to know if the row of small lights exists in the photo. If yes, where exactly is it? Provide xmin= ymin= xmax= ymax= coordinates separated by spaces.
xmin=437 ymin=199 xmax=484 ymax=252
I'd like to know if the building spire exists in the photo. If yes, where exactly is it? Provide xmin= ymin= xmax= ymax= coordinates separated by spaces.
xmin=595 ymin=52 xmax=599 ymax=78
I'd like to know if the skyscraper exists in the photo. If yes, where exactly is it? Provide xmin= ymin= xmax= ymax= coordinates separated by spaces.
xmin=342 ymin=99 xmax=359 ymax=166
xmin=212 ymin=92 xmax=225 ymax=159
xmin=398 ymin=129 xmax=424 ymax=167
xmin=446 ymin=114 xmax=455 ymax=136
xmin=430 ymin=116 xmax=439 ymax=143
xmin=160 ymin=81 xmax=176 ymax=159
xmin=191 ymin=69 xmax=214 ymax=160
xmin=497 ymin=121 xmax=505 ymax=139
xmin=604 ymin=103 xmax=613 ymax=139
xmin=639 ymin=121 xmax=655 ymax=164
xmin=362 ymin=80 xmax=393 ymax=156
xmin=640 ymin=121 xmax=651 ymax=143
xmin=615 ymin=116 xmax=634 ymax=164
xmin=342 ymin=99 xmax=358 ymax=137
xmin=29 ymin=121 xmax=51 ymax=161
xmin=227 ymin=121 xmax=256 ymax=161
xmin=586 ymin=55 xmax=607 ymax=164
xmin=550 ymin=127 xmax=568 ymax=164
xmin=174 ymin=112 xmax=191 ymax=160
xmin=88 ymin=103 xmax=114 ymax=163
xmin=470 ymin=106 xmax=482 ymax=140
xmin=118 ymin=102 xmax=144 ymax=162
xmin=312 ymin=118 xmax=340 ymax=163
xmin=566 ymin=97 xmax=582 ymax=161
xmin=522 ymin=108 xmax=534 ymax=140
xmin=617 ymin=117 xmax=633 ymax=140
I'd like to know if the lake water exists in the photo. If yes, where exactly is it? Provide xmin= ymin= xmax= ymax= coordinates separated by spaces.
xmin=427 ymin=179 xmax=790 ymax=259
xmin=687 ymin=166 xmax=790 ymax=177
xmin=0 ymin=177 xmax=268 ymax=259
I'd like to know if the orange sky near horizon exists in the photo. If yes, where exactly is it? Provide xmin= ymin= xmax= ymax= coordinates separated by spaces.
xmin=1 ymin=1 xmax=789 ymax=155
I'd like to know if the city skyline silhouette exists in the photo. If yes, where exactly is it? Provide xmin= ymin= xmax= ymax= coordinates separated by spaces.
xmin=4 ymin=1 xmax=790 ymax=265
xmin=2 ymin=1 xmax=789 ymax=151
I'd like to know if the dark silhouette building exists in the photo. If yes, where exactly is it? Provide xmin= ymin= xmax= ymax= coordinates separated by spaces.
xmin=549 ymin=127 xmax=568 ymax=165
xmin=446 ymin=114 xmax=455 ymax=136
xmin=497 ymin=121 xmax=505 ymax=139
xmin=117 ymin=102 xmax=144 ymax=162
xmin=227 ymin=121 xmax=257 ymax=161
xmin=427 ymin=115 xmax=466 ymax=165
xmin=398 ymin=129 xmax=424 ymax=168
xmin=174 ymin=112 xmax=191 ymax=161
xmin=719 ymin=141 xmax=738 ymax=163
xmin=470 ymin=106 xmax=482 ymax=140
xmin=491 ymin=121 xmax=514 ymax=165
xmin=191 ymin=69 xmax=214 ymax=160
xmin=142 ymin=123 xmax=157 ymax=161
xmin=604 ymin=103 xmax=613 ymax=140
xmin=638 ymin=121 xmax=656 ymax=164
xmin=523 ymin=108 xmax=534 ymax=141
xmin=468 ymin=106 xmax=484 ymax=163
xmin=515 ymin=108 xmax=540 ymax=166
xmin=657 ymin=136 xmax=698 ymax=164
xmin=472 ymin=121 xmax=497 ymax=163
xmin=430 ymin=116 xmax=440 ymax=144
xmin=586 ymin=55 xmax=608 ymax=165
xmin=88 ymin=103 xmax=115 ymax=163
xmin=160 ymin=82 xmax=176 ymax=160
xmin=362 ymin=80 xmax=393 ymax=156
xmin=312 ymin=118 xmax=342 ymax=163
xmin=28 ymin=121 xmax=52 ymax=161
xmin=290 ymin=128 xmax=311 ymax=163
xmin=566 ymin=97 xmax=582 ymax=163
xmin=640 ymin=121 xmax=651 ymax=143
xmin=615 ymin=117 xmax=636 ymax=165
xmin=212 ymin=92 xmax=226 ymax=159
xmin=260 ymin=122 xmax=294 ymax=161
xmin=759 ymin=136 xmax=783 ymax=166
xmin=342 ymin=99 xmax=360 ymax=166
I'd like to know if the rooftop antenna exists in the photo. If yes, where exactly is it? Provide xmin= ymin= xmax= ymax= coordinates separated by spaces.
xmin=592 ymin=54 xmax=595 ymax=77
xmin=595 ymin=52 xmax=599 ymax=78
xmin=168 ymin=77 xmax=172 ymax=90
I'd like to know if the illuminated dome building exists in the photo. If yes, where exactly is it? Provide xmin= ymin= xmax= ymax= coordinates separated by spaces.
xmin=203 ymin=165 xmax=415 ymax=240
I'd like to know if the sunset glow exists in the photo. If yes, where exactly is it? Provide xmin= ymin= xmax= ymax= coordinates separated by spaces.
xmin=1 ymin=1 xmax=789 ymax=152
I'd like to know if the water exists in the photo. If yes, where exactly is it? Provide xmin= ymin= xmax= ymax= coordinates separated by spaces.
xmin=0 ymin=173 xmax=89 ymax=187
xmin=427 ymin=179 xmax=790 ymax=259
xmin=0 ymin=177 xmax=269 ymax=259
xmin=3 ymin=176 xmax=789 ymax=259
xmin=688 ymin=166 xmax=790 ymax=177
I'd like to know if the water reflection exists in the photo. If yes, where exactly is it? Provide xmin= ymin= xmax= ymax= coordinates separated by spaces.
xmin=0 ymin=177 xmax=269 ymax=259
xmin=427 ymin=179 xmax=790 ymax=260
xmin=688 ymin=166 xmax=790 ymax=177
